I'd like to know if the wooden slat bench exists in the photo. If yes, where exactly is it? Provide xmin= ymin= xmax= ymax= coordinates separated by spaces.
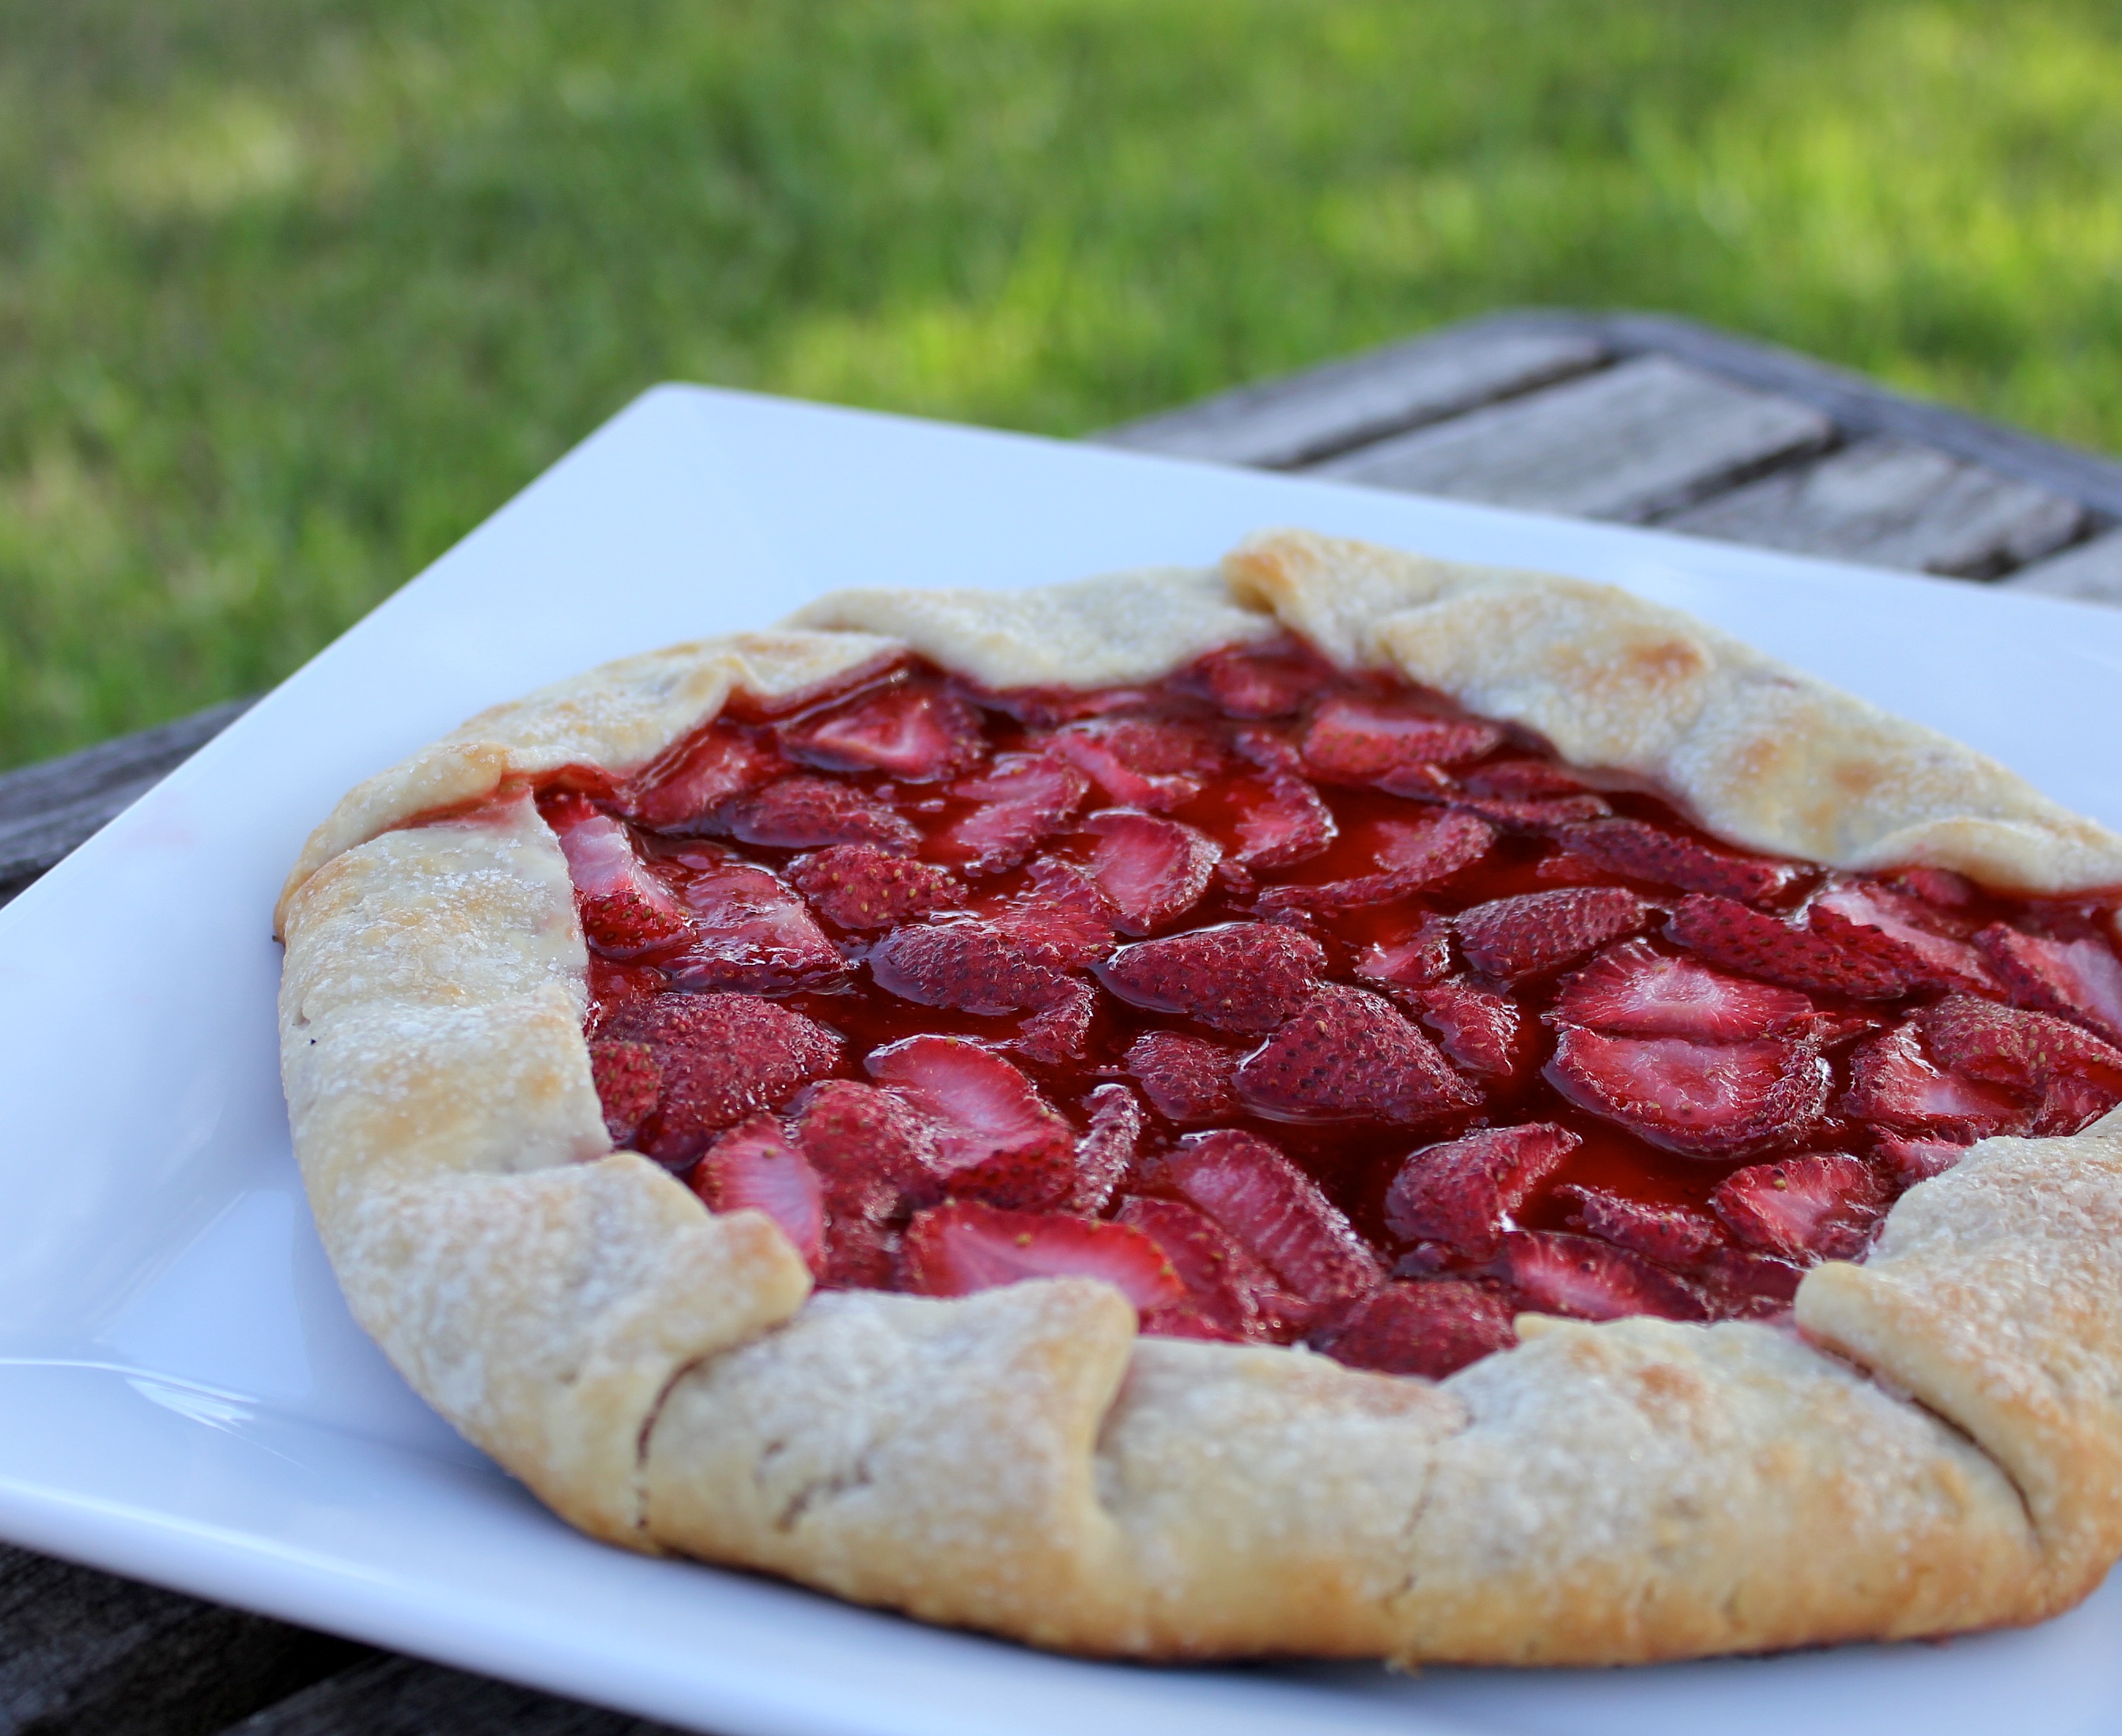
xmin=6 ymin=306 xmax=2122 ymax=1734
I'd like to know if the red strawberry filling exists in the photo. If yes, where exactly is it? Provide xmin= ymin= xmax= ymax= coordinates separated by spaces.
xmin=485 ymin=646 xmax=2122 ymax=1379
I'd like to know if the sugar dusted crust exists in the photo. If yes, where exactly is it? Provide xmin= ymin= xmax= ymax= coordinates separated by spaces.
xmin=278 ymin=531 xmax=2122 ymax=1660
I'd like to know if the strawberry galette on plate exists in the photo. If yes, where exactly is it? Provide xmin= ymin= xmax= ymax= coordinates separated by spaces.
xmin=274 ymin=528 xmax=2122 ymax=1665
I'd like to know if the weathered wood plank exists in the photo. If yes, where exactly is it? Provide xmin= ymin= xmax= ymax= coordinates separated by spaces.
xmin=1093 ymin=326 xmax=1606 ymax=469
xmin=1659 ymin=436 xmax=2086 ymax=578
xmin=0 ymin=1543 xmax=365 ymax=1736
xmin=2003 ymin=527 xmax=2122 ymax=604
xmin=1308 ymin=354 xmax=1833 ymax=522
xmin=0 ymin=697 xmax=252 ymax=901
xmin=224 ymin=1657 xmax=685 ymax=1736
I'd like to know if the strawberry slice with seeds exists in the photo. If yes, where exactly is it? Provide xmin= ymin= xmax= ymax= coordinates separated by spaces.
xmin=1916 ymin=993 xmax=2122 ymax=1133
xmin=1044 ymin=716 xmax=1221 ymax=811
xmin=1556 ymin=1185 xmax=1723 ymax=1265
xmin=1238 ymin=985 xmax=1480 ymax=1124
xmin=588 ymin=1038 xmax=662 ymax=1145
xmin=1118 ymin=1196 xmax=1288 ymax=1340
xmin=586 ymin=955 xmax=668 ymax=1027
xmin=1455 ymin=887 xmax=1647 ymax=983
xmin=1078 ymin=811 xmax=1220 ymax=934
xmin=1066 ymin=1084 xmax=1144 ymax=1215
xmin=1224 ymin=770 xmax=1337 ymax=869
xmin=1179 ymin=641 xmax=1334 ymax=720
xmin=1810 ymin=885 xmax=1995 ymax=992
xmin=1311 ymin=1280 xmax=1519 ymax=1379
xmin=789 ymin=1080 xmax=944 ymax=1230
xmin=1498 ymin=1231 xmax=1708 ymax=1322
xmin=1100 ymin=921 xmax=1327 ymax=1034
xmin=1013 ymin=976 xmax=1099 ymax=1066
xmin=1168 ymin=1129 xmax=1384 ymax=1309
xmin=900 ymin=1201 xmax=1186 ymax=1314
xmin=1409 ymin=978 xmax=1532 ymax=1080
xmin=1550 ymin=939 xmax=1816 ymax=1042
xmin=693 ymin=1113 xmax=826 ymax=1270
xmin=1711 ymin=1153 xmax=1883 ymax=1262
xmin=788 ymin=844 xmax=963 ymax=930
xmin=548 ymin=799 xmax=694 ymax=957
xmin=868 ymin=918 xmax=1068 ymax=1016
xmin=866 ymin=1034 xmax=1073 ymax=1178
xmin=1874 ymin=1133 xmax=1969 ymax=1186
xmin=1354 ymin=914 xmax=1456 ymax=992
xmin=622 ymin=724 xmax=781 ymax=833
xmin=1666 ymin=894 xmax=1910 ymax=998
xmin=661 ymin=853 xmax=845 ymax=993
xmin=1383 ymin=1123 xmax=1579 ymax=1255
xmin=1259 ymin=810 xmax=1494 ymax=913
xmin=1301 ymin=694 xmax=1502 ymax=781
xmin=934 ymin=753 xmax=1091 ymax=872
xmin=601 ymin=993 xmax=843 ymax=1163
xmin=1841 ymin=1021 xmax=2029 ymax=1139
xmin=1461 ymin=760 xmax=1597 ymax=801
xmin=721 ymin=775 xmax=920 ymax=853
xmin=1125 ymin=1031 xmax=1241 ymax=1124
xmin=782 ymin=683 xmax=983 ymax=782
xmin=1694 ymin=1246 xmax=1805 ymax=1318
xmin=1975 ymin=924 xmax=2122 ymax=1044
xmin=1448 ymin=792 xmax=1613 ymax=829
xmin=1548 ymin=1027 xmax=1829 ymax=1158
xmin=1553 ymin=817 xmax=1802 ymax=904
xmin=985 ymin=858 xmax=1119 ymax=967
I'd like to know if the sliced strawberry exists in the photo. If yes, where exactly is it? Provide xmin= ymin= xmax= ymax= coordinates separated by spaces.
xmin=1179 ymin=640 xmax=1335 ymax=720
xmin=1259 ymin=810 xmax=1494 ymax=913
xmin=1311 ymin=1280 xmax=1519 ymax=1379
xmin=1099 ymin=921 xmax=1327 ymax=1034
xmin=1666 ymin=894 xmax=1909 ymax=998
xmin=1975 ymin=924 xmax=2122 ymax=1045
xmin=548 ymin=800 xmax=694 ymax=957
xmin=721 ymin=775 xmax=920 ymax=853
xmin=1874 ymin=1133 xmax=1969 ymax=1186
xmin=1044 ymin=716 xmax=1221 ymax=811
xmin=1889 ymin=865 xmax=1978 ymax=910
xmin=865 ymin=1035 xmax=1074 ymax=1177
xmin=1711 ymin=1153 xmax=1883 ymax=1262
xmin=1916 ymin=993 xmax=2122 ymax=1131
xmin=1461 ymin=760 xmax=1597 ymax=801
xmin=788 ymin=1079 xmax=944 ymax=1228
xmin=788 ymin=844 xmax=963 ymax=930
xmin=1552 ymin=817 xmax=1802 ymax=904
xmin=1238 ymin=985 xmax=1480 ymax=1124
xmin=588 ymin=1038 xmax=662 ymax=1145
xmin=1455 ymin=887 xmax=1647 ymax=984
xmin=1497 ymin=1231 xmax=1708 ymax=1322
xmin=1167 ymin=1129 xmax=1384 ymax=1308
xmin=868 ymin=919 xmax=1066 ymax=1016
xmin=1448 ymin=792 xmax=1613 ymax=829
xmin=782 ymin=683 xmax=983 ymax=782
xmin=1077 ymin=811 xmax=1220 ymax=934
xmin=693 ymin=1112 xmax=826 ymax=1270
xmin=1549 ymin=939 xmax=1816 ymax=1042
xmin=1353 ymin=914 xmax=1456 ymax=992
xmin=1223 ymin=770 xmax=1336 ymax=869
xmin=585 ymin=955 xmax=668 ymax=1027
xmin=1409 ymin=978 xmax=1531 ymax=1080
xmin=1301 ymin=694 xmax=1501 ymax=782
xmin=600 ymin=993 xmax=843 ymax=1163
xmin=1066 ymin=1084 xmax=1143 ymax=1214
xmin=1125 ymin=1031 xmax=1241 ymax=1124
xmin=1383 ymin=1123 xmax=1578 ymax=1255
xmin=1013 ymin=976 xmax=1099 ymax=1065
xmin=1548 ymin=1027 xmax=1829 ymax=1158
xmin=1555 ymin=1185 xmax=1723 ymax=1265
xmin=1841 ymin=1021 xmax=2028 ymax=1139
xmin=622 ymin=724 xmax=781 ymax=832
xmin=1810 ymin=885 xmax=1995 ymax=991
xmin=900 ymin=1201 xmax=1185 ymax=1314
xmin=1694 ymin=1246 xmax=1805 ymax=1318
xmin=661 ymin=853 xmax=845 ymax=993
xmin=933 ymin=753 xmax=1091 ymax=872
xmin=1137 ymin=1306 xmax=1247 ymax=1343
xmin=1118 ymin=1195 xmax=1286 ymax=1340
xmin=984 ymin=858 xmax=1119 ymax=967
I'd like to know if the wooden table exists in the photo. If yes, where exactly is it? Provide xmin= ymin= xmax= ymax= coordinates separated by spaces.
xmin=6 ymin=308 xmax=2121 ymax=1734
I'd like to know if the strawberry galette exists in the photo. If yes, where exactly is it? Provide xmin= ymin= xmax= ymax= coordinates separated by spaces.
xmin=276 ymin=530 xmax=2122 ymax=1665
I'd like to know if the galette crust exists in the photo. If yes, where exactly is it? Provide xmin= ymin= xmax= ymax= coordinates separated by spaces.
xmin=278 ymin=531 xmax=2122 ymax=1661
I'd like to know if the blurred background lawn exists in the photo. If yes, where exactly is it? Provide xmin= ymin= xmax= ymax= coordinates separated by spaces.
xmin=6 ymin=0 xmax=2122 ymax=770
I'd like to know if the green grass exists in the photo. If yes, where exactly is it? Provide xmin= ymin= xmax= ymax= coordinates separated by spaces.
xmin=7 ymin=0 xmax=2122 ymax=769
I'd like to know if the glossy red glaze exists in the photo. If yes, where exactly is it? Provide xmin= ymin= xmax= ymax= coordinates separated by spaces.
xmin=505 ymin=638 xmax=2122 ymax=1375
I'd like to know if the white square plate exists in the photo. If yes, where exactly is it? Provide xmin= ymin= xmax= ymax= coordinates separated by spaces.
xmin=2 ymin=386 xmax=2120 ymax=1736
